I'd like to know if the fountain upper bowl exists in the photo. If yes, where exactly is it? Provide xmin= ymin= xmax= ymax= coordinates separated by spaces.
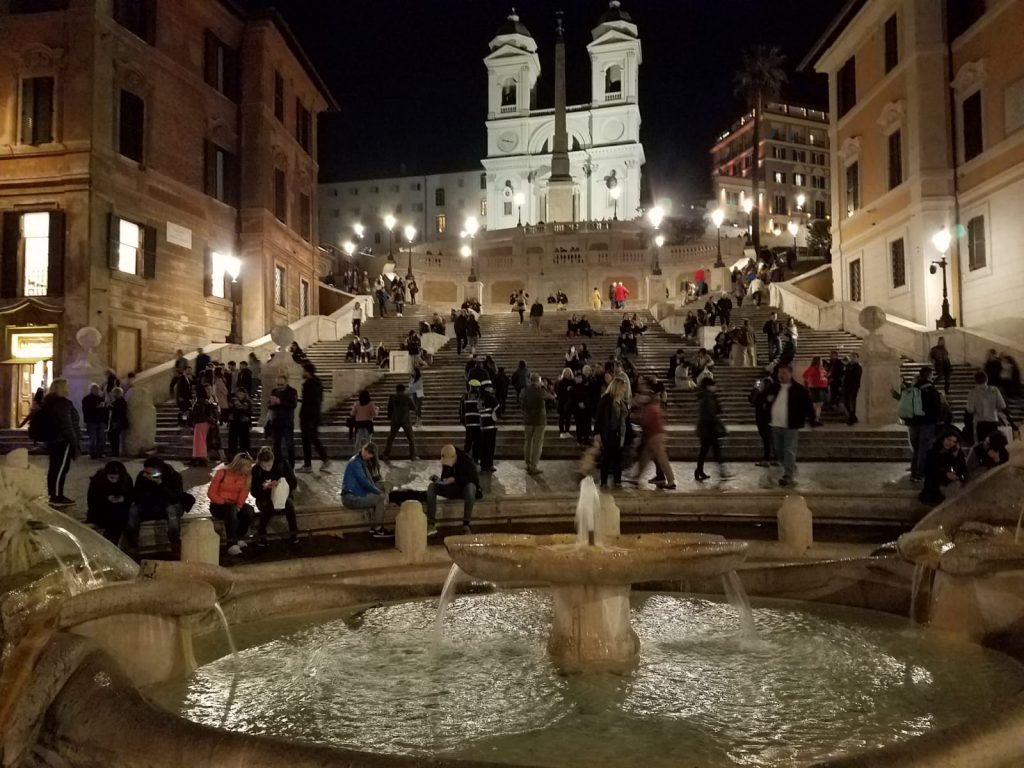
xmin=445 ymin=533 xmax=748 ymax=585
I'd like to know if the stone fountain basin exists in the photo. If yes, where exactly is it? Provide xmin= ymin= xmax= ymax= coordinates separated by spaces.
xmin=446 ymin=533 xmax=748 ymax=585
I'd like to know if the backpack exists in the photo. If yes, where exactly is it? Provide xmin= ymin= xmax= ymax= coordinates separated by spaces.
xmin=28 ymin=404 xmax=55 ymax=442
xmin=897 ymin=387 xmax=924 ymax=421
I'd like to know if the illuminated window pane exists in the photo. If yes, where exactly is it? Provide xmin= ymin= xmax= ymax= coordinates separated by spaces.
xmin=117 ymin=219 xmax=139 ymax=274
xmin=210 ymin=251 xmax=226 ymax=298
xmin=22 ymin=211 xmax=50 ymax=296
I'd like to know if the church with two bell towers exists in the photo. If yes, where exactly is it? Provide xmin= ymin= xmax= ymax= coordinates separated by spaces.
xmin=481 ymin=2 xmax=646 ymax=231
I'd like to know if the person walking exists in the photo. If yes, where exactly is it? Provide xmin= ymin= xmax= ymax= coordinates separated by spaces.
xmin=694 ymin=378 xmax=730 ymax=482
xmin=825 ymin=350 xmax=846 ymax=414
xmin=409 ymin=367 xmax=425 ymax=422
xmin=341 ymin=442 xmax=392 ymax=538
xmin=762 ymin=312 xmax=783 ymax=364
xmin=425 ymin=444 xmax=481 ymax=535
xmin=631 ymin=391 xmax=676 ymax=489
xmin=352 ymin=301 xmax=364 ymax=337
xmin=298 ymin=363 xmax=331 ymax=473
xmin=478 ymin=382 xmax=499 ymax=472
xmin=843 ymin=353 xmax=863 ymax=425
xmin=738 ymin=320 xmax=757 ymax=367
xmin=268 ymin=374 xmax=298 ymax=467
xmin=749 ymin=375 xmax=775 ymax=467
xmin=899 ymin=366 xmax=943 ymax=484
xmin=522 ymin=373 xmax=554 ymax=475
xmin=594 ymin=378 xmax=629 ymax=489
xmin=82 ymin=383 xmax=106 ymax=459
xmin=247 ymin=352 xmax=262 ymax=392
xmin=106 ymin=386 xmax=128 ymax=458
xmin=349 ymin=389 xmax=378 ymax=453
xmin=382 ymin=383 xmax=417 ymax=461
xmin=454 ymin=310 xmax=468 ymax=354
xmin=459 ymin=380 xmax=482 ymax=462
xmin=252 ymin=447 xmax=300 ymax=547
xmin=35 ymin=379 xmax=81 ymax=506
xmin=765 ymin=363 xmax=815 ymax=487
xmin=966 ymin=371 xmax=1008 ymax=445
xmin=466 ymin=313 xmax=481 ymax=356
xmin=226 ymin=389 xmax=253 ymax=456
xmin=207 ymin=453 xmax=255 ymax=557
xmin=591 ymin=287 xmax=603 ymax=311
xmin=929 ymin=336 xmax=953 ymax=396
xmin=514 ymin=291 xmax=527 ymax=324
xmin=556 ymin=367 xmax=575 ymax=439
xmin=529 ymin=299 xmax=544 ymax=335
xmin=802 ymin=356 xmax=829 ymax=427
xmin=174 ymin=365 xmax=194 ymax=424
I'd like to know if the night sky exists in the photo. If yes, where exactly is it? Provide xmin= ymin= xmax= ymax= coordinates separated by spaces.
xmin=255 ymin=1 xmax=846 ymax=203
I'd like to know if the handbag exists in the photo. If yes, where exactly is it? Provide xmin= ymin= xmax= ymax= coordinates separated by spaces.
xmin=271 ymin=478 xmax=290 ymax=511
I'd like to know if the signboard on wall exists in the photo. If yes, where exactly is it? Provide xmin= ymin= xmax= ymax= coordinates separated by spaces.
xmin=166 ymin=222 xmax=193 ymax=249
xmin=10 ymin=332 xmax=54 ymax=361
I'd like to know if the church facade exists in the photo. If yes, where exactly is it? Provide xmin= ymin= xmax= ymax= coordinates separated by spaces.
xmin=481 ymin=4 xmax=645 ymax=230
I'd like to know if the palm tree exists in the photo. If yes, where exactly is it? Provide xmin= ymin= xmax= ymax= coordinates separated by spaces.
xmin=734 ymin=46 xmax=788 ymax=257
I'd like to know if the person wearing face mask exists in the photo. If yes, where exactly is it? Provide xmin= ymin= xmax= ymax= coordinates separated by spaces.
xmin=86 ymin=461 xmax=134 ymax=544
xmin=252 ymin=447 xmax=300 ymax=547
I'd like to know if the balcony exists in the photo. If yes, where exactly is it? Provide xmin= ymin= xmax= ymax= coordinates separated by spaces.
xmin=500 ymin=105 xmax=517 ymax=114
xmin=604 ymin=92 xmax=622 ymax=102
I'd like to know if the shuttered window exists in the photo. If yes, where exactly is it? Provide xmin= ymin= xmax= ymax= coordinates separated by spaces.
xmin=203 ymin=140 xmax=239 ymax=206
xmin=108 ymin=213 xmax=156 ymax=278
xmin=20 ymin=77 xmax=55 ymax=145
xmin=118 ymin=90 xmax=145 ymax=162
xmin=203 ymin=30 xmax=239 ymax=102
xmin=0 ymin=210 xmax=65 ymax=298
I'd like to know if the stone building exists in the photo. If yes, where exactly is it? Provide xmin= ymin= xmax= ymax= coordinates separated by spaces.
xmin=710 ymin=102 xmax=832 ymax=243
xmin=805 ymin=0 xmax=1024 ymax=333
xmin=0 ymin=0 xmax=334 ymax=427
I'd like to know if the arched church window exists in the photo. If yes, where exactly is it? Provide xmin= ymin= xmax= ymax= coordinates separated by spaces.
xmin=501 ymin=78 xmax=517 ymax=107
xmin=605 ymin=65 xmax=623 ymax=96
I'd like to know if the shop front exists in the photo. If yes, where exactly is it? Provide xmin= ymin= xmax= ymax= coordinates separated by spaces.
xmin=0 ymin=300 xmax=62 ymax=428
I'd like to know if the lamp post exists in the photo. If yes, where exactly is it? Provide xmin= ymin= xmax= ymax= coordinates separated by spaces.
xmin=514 ymin=191 xmax=525 ymax=227
xmin=741 ymin=196 xmax=754 ymax=244
xmin=646 ymin=205 xmax=665 ymax=276
xmin=384 ymin=214 xmax=396 ymax=262
xmin=711 ymin=207 xmax=725 ymax=267
xmin=931 ymin=228 xmax=957 ymax=329
xmin=224 ymin=254 xmax=242 ymax=345
xmin=404 ymin=224 xmax=416 ymax=281
xmin=609 ymin=185 xmax=621 ymax=221
xmin=787 ymin=219 xmax=799 ymax=257
xmin=463 ymin=215 xmax=479 ymax=282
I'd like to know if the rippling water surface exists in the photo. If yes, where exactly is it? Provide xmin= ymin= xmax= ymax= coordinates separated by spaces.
xmin=150 ymin=591 xmax=1024 ymax=767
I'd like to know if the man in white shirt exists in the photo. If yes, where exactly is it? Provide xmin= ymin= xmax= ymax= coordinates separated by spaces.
xmin=765 ymin=364 xmax=814 ymax=487
xmin=967 ymin=371 xmax=1007 ymax=444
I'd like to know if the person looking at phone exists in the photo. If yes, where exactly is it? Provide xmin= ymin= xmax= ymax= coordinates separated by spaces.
xmin=124 ymin=458 xmax=186 ymax=556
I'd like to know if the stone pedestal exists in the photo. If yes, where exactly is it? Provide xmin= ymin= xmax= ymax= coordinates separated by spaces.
xmin=395 ymin=501 xmax=428 ymax=563
xmin=857 ymin=307 xmax=902 ymax=427
xmin=389 ymin=353 xmax=411 ymax=375
xmin=180 ymin=517 xmax=221 ymax=565
xmin=548 ymin=583 xmax=639 ymax=672
xmin=697 ymin=325 xmax=719 ymax=351
xmin=421 ymin=332 xmax=447 ymax=355
xmin=646 ymin=275 xmax=667 ymax=308
xmin=463 ymin=281 xmax=483 ymax=308
xmin=777 ymin=495 xmax=813 ymax=552
xmin=124 ymin=386 xmax=157 ymax=457
xmin=709 ymin=266 xmax=730 ymax=293
xmin=62 ymin=327 xmax=107 ymax=413
xmin=260 ymin=325 xmax=303 ymax=423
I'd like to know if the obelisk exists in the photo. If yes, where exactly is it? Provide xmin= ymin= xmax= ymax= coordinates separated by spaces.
xmin=547 ymin=12 xmax=574 ymax=222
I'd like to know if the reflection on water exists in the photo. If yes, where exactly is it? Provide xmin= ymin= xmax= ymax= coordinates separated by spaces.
xmin=150 ymin=592 xmax=1024 ymax=767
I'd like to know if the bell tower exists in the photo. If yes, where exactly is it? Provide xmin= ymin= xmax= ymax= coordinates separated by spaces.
xmin=587 ymin=1 xmax=641 ymax=106
xmin=484 ymin=11 xmax=540 ymax=120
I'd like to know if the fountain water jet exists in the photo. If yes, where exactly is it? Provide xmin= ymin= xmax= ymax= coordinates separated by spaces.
xmin=432 ymin=563 xmax=466 ymax=650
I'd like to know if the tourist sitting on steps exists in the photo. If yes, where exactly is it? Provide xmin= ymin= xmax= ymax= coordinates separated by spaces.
xmin=425 ymin=444 xmax=481 ymax=537
xmin=124 ymin=458 xmax=190 ymax=556
xmin=919 ymin=429 xmax=967 ymax=506
xmin=208 ymin=453 xmax=255 ymax=557
xmin=252 ymin=447 xmax=300 ymax=547
xmin=341 ymin=442 xmax=393 ymax=538
xmin=86 ymin=461 xmax=133 ymax=545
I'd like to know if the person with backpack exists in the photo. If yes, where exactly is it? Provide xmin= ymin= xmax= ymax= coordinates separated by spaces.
xmin=33 ymin=379 xmax=81 ymax=506
xmin=897 ymin=366 xmax=944 ymax=483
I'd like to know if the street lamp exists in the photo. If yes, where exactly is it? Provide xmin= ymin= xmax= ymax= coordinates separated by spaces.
xmin=353 ymin=222 xmax=365 ymax=239
xmin=787 ymin=219 xmax=799 ymax=256
xmin=646 ymin=206 xmax=665 ymax=276
xmin=609 ymin=186 xmax=621 ymax=221
xmin=796 ymin=193 xmax=806 ymax=212
xmin=930 ymin=228 xmax=957 ymax=329
xmin=223 ymin=254 xmax=242 ymax=345
xmin=404 ymin=224 xmax=416 ymax=281
xmin=513 ymin=191 xmax=525 ymax=227
xmin=342 ymin=240 xmax=356 ymax=257
xmin=384 ymin=214 xmax=396 ymax=261
xmin=463 ymin=216 xmax=479 ymax=282
xmin=741 ymin=196 xmax=754 ymax=243
xmin=711 ymin=207 xmax=726 ymax=267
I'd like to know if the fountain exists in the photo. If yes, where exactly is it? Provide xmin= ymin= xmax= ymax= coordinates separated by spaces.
xmin=445 ymin=478 xmax=748 ymax=670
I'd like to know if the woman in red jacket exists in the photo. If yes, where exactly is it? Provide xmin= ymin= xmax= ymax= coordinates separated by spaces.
xmin=207 ymin=452 xmax=254 ymax=556
xmin=802 ymin=357 xmax=829 ymax=427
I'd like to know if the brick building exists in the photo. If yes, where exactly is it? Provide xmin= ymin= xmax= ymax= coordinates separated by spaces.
xmin=0 ymin=0 xmax=334 ymax=428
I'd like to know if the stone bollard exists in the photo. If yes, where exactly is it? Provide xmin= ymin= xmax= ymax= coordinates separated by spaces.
xmin=395 ymin=500 xmax=428 ymax=563
xmin=596 ymin=493 xmax=622 ymax=541
xmin=180 ymin=517 xmax=221 ymax=565
xmin=777 ymin=495 xmax=813 ymax=552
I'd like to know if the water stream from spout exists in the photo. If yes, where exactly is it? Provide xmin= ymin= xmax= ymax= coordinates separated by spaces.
xmin=721 ymin=570 xmax=757 ymax=642
xmin=575 ymin=477 xmax=601 ymax=547
xmin=212 ymin=602 xmax=239 ymax=727
xmin=1015 ymin=503 xmax=1024 ymax=544
xmin=908 ymin=563 xmax=928 ymax=624
xmin=432 ymin=564 xmax=466 ymax=651
xmin=46 ymin=525 xmax=98 ymax=587
xmin=34 ymin=538 xmax=77 ymax=594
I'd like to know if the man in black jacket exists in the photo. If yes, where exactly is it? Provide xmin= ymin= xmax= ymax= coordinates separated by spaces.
xmin=298 ymin=363 xmax=331 ymax=473
xmin=762 ymin=312 xmax=783 ymax=362
xmin=124 ymin=458 xmax=187 ymax=554
xmin=764 ymin=364 xmax=815 ymax=486
xmin=425 ymin=444 xmax=481 ymax=536
xmin=843 ymin=353 xmax=863 ymax=425
xmin=382 ymin=383 xmax=417 ymax=461
xmin=454 ymin=311 xmax=468 ymax=355
xmin=268 ymin=374 xmax=298 ymax=467
xmin=175 ymin=366 xmax=194 ymax=423
xmin=35 ymin=379 xmax=81 ymax=506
